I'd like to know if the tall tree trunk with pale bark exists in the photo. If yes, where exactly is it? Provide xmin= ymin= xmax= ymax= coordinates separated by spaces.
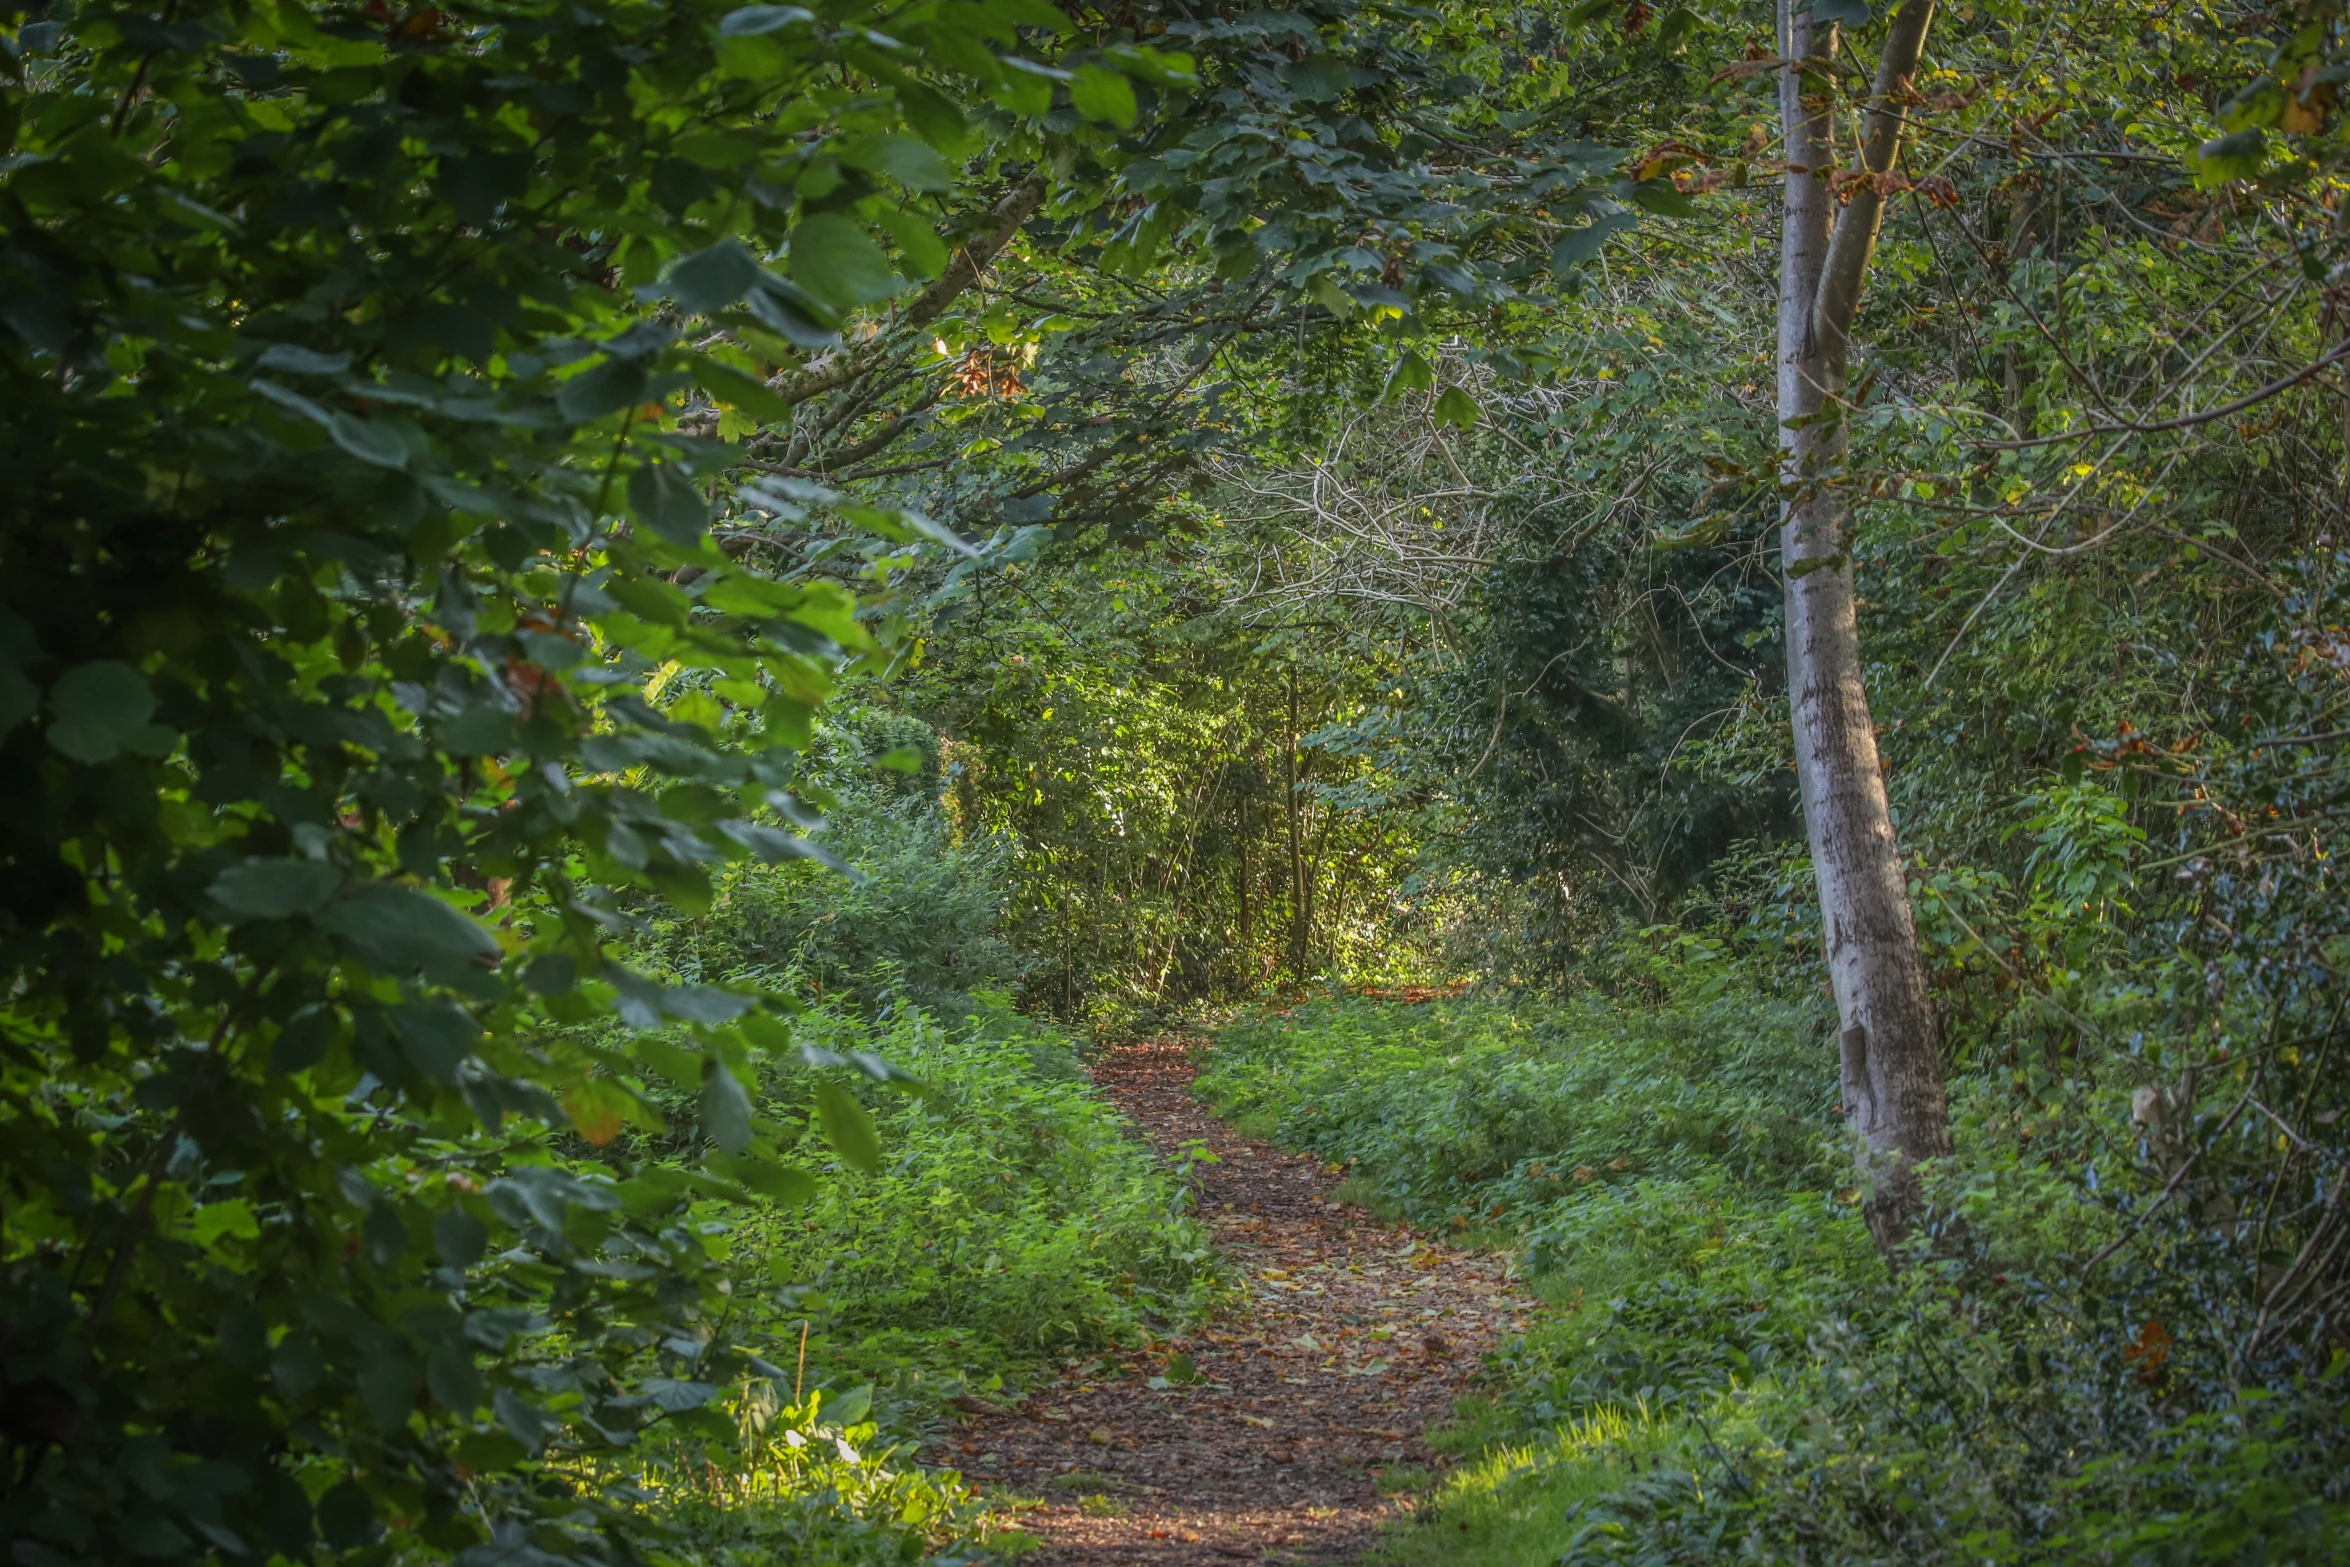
xmin=1776 ymin=0 xmax=1952 ymax=1249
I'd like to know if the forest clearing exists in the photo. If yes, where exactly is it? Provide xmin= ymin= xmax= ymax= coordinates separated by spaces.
xmin=5 ymin=0 xmax=2350 ymax=1562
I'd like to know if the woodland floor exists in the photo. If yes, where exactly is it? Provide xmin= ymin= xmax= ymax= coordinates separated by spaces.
xmin=941 ymin=1039 xmax=1534 ymax=1566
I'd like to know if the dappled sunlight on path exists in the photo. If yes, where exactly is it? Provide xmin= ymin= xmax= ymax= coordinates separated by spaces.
xmin=940 ymin=1040 xmax=1535 ymax=1565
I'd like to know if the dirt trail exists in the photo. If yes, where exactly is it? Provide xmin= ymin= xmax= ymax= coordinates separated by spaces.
xmin=943 ymin=1040 xmax=1532 ymax=1565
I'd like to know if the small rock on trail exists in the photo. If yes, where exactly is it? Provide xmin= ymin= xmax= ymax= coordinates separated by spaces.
xmin=941 ymin=1039 xmax=1534 ymax=1565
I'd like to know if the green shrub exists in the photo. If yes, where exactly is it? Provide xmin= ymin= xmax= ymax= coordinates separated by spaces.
xmin=743 ymin=999 xmax=1219 ymax=1387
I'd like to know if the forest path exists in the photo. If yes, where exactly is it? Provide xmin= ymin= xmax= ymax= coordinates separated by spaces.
xmin=948 ymin=1039 xmax=1534 ymax=1566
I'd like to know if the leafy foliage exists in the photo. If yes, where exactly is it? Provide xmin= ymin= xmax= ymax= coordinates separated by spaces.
xmin=0 ymin=0 xmax=1183 ymax=1557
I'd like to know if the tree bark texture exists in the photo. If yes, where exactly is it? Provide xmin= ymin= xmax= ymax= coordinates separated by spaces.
xmin=1776 ymin=0 xmax=1952 ymax=1248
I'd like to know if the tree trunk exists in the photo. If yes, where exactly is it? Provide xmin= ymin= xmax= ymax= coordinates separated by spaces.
xmin=1776 ymin=0 xmax=1952 ymax=1250
xmin=1285 ymin=673 xmax=1309 ymax=985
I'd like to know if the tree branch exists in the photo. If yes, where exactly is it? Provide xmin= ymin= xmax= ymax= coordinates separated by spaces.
xmin=1812 ymin=0 xmax=1938 ymax=374
xmin=765 ymin=175 xmax=1047 ymax=407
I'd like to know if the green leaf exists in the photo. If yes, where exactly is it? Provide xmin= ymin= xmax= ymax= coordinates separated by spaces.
xmin=789 ymin=214 xmax=900 ymax=310
xmin=1380 ymin=350 xmax=1434 ymax=401
xmin=433 ymin=1209 xmax=488 ymax=1267
xmin=327 ymin=412 xmax=409 ymax=469
xmin=691 ymin=358 xmax=791 ymax=421
xmin=1070 ymin=64 xmax=1138 ymax=128
xmin=1281 ymin=53 xmax=1351 ymax=101
xmin=317 ymin=1481 xmax=378 ymax=1551
xmin=873 ymin=745 xmax=924 ymax=773
xmin=2195 ymin=129 xmax=2269 ymax=188
xmin=1628 ymin=179 xmax=1696 ymax=218
xmin=191 ymin=1199 xmax=259 ymax=1246
xmin=745 ymin=274 xmax=843 ymax=349
xmin=427 ymin=1342 xmax=483 ymax=1414
xmin=873 ymin=206 xmax=950 ymax=280
xmin=0 ymin=667 xmax=33 ymax=740
xmin=1552 ymin=211 xmax=1638 ymax=270
xmin=209 ymin=857 xmax=343 ymax=920
xmin=708 ymin=1150 xmax=818 ymax=1204
xmin=629 ymin=464 xmax=710 ymax=545
xmin=319 ymin=884 xmax=501 ymax=971
xmin=253 ymin=343 xmax=352 ymax=376
xmin=669 ymin=239 xmax=763 ymax=315
xmin=46 ymin=661 xmax=175 ymax=764
xmin=825 ymin=1383 xmax=873 ymax=1425
xmin=840 ymin=134 xmax=955 ymax=193
xmin=557 ymin=357 xmax=653 ymax=422
xmin=358 ymin=1354 xmax=418 ymax=1428
xmin=493 ymin=1388 xmax=546 ymax=1455
xmin=813 ymin=1079 xmax=881 ymax=1173
xmin=1808 ymin=0 xmax=1871 ymax=23
xmin=718 ymin=4 xmax=813 ymax=35
xmin=701 ymin=1058 xmax=755 ymax=1152
xmin=1432 ymin=386 xmax=1480 ymax=430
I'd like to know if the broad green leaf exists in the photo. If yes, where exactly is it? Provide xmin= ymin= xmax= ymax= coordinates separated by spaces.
xmin=1432 ymin=386 xmax=1480 ymax=429
xmin=717 ymin=3 xmax=813 ymax=35
xmin=328 ymin=412 xmax=409 ymax=469
xmin=825 ymin=1383 xmax=873 ymax=1425
xmin=2195 ymin=129 xmax=2268 ymax=188
xmin=433 ymin=1209 xmax=488 ymax=1267
xmin=630 ymin=463 xmax=710 ymax=544
xmin=789 ymin=214 xmax=899 ymax=310
xmin=1381 ymin=350 xmax=1434 ymax=400
xmin=1627 ymin=179 xmax=1696 ymax=218
xmin=813 ymin=1079 xmax=880 ymax=1173
xmin=253 ymin=343 xmax=351 ymax=375
xmin=1552 ymin=211 xmax=1638 ymax=270
xmin=46 ymin=661 xmax=175 ymax=764
xmin=701 ymin=1058 xmax=755 ymax=1152
xmin=709 ymin=1150 xmax=818 ymax=1204
xmin=557 ymin=357 xmax=653 ymax=422
xmin=1069 ymin=64 xmax=1138 ymax=128
xmin=0 ymin=667 xmax=32 ymax=739
xmin=427 ymin=1342 xmax=483 ymax=1414
xmin=873 ymin=206 xmax=950 ymax=279
xmin=190 ymin=1199 xmax=259 ymax=1246
xmin=669 ymin=239 xmax=763 ymax=315
xmin=691 ymin=357 xmax=792 ymax=421
xmin=319 ymin=884 xmax=501 ymax=970
xmin=209 ymin=856 xmax=343 ymax=920
xmin=841 ymin=134 xmax=955 ymax=192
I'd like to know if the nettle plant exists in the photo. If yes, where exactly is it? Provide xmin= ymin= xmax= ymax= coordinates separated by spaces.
xmin=0 ymin=0 xmax=1164 ymax=1560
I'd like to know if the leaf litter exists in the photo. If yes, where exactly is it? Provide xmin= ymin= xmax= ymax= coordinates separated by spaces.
xmin=939 ymin=1039 xmax=1531 ymax=1564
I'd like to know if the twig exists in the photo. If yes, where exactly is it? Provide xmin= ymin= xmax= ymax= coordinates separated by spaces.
xmin=1971 ymin=341 xmax=2350 ymax=450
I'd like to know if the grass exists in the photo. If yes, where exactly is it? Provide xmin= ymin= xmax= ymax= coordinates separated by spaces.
xmin=1380 ymin=1405 xmax=1673 ymax=1567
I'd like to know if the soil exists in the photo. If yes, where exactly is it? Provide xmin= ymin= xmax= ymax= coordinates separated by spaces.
xmin=937 ymin=1039 xmax=1533 ymax=1566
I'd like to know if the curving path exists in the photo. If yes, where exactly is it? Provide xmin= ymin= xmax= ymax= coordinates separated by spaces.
xmin=939 ymin=1039 xmax=1533 ymax=1565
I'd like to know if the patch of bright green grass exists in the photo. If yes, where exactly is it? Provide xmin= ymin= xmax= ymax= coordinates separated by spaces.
xmin=1377 ymin=1405 xmax=1677 ymax=1567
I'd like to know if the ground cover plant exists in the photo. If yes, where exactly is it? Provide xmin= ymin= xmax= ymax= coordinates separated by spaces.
xmin=1201 ymin=958 xmax=2350 ymax=1564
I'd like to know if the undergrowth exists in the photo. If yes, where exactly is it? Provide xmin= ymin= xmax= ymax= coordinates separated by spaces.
xmin=743 ymin=1000 xmax=1219 ymax=1404
xmin=1203 ymin=977 xmax=2350 ymax=1567
xmin=562 ymin=745 xmax=1218 ymax=1567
